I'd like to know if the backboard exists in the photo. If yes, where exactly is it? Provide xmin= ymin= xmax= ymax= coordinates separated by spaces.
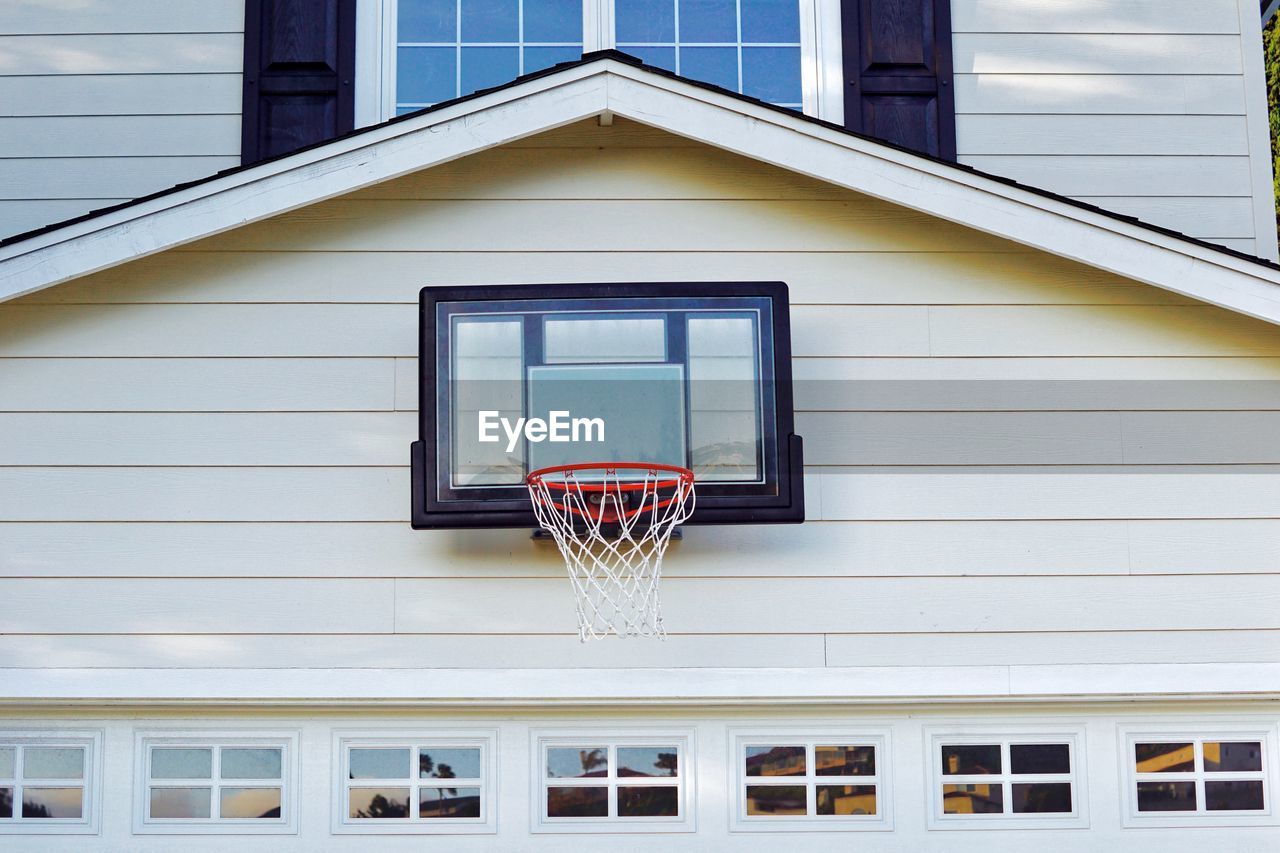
xmin=410 ymin=282 xmax=804 ymax=528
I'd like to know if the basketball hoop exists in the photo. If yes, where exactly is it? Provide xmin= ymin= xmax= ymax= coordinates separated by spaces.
xmin=527 ymin=463 xmax=695 ymax=641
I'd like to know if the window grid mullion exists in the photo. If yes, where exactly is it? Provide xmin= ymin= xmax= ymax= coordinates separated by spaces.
xmin=1194 ymin=739 xmax=1207 ymax=814
xmin=454 ymin=0 xmax=463 ymax=98
xmin=672 ymin=0 xmax=680 ymax=76
xmin=734 ymin=0 xmax=743 ymax=95
xmin=609 ymin=744 xmax=617 ymax=818
xmin=11 ymin=746 xmax=21 ymax=822
xmin=211 ymin=747 xmax=222 ymax=819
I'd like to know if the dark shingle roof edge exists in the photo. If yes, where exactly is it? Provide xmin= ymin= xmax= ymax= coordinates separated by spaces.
xmin=3 ymin=49 xmax=1277 ymax=275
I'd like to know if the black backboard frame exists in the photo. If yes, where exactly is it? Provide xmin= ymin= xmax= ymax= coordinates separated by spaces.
xmin=410 ymin=282 xmax=805 ymax=529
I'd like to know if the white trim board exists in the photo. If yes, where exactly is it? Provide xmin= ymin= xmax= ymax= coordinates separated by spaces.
xmin=2 ymin=57 xmax=1280 ymax=324
xmin=1 ymin=664 xmax=1278 ymax=707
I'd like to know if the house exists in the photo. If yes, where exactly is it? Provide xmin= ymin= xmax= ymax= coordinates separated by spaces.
xmin=0 ymin=1 xmax=1278 ymax=849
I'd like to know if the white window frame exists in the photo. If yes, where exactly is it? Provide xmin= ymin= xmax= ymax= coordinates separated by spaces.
xmin=530 ymin=728 xmax=695 ymax=833
xmin=356 ymin=0 xmax=844 ymax=126
xmin=925 ymin=725 xmax=1089 ymax=831
xmin=331 ymin=729 xmax=498 ymax=835
xmin=1119 ymin=723 xmax=1278 ymax=828
xmin=729 ymin=727 xmax=892 ymax=832
xmin=132 ymin=729 xmax=299 ymax=835
xmin=0 ymin=730 xmax=102 ymax=836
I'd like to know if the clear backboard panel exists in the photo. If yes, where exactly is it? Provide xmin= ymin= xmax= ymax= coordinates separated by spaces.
xmin=411 ymin=283 xmax=804 ymax=528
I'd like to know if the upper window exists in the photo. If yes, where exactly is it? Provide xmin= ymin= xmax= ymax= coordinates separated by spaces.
xmin=615 ymin=0 xmax=801 ymax=108
xmin=729 ymin=730 xmax=892 ymax=832
xmin=0 ymin=732 xmax=101 ymax=835
xmin=925 ymin=727 xmax=1088 ymax=830
xmin=133 ymin=731 xmax=298 ymax=835
xmin=376 ymin=0 xmax=837 ymax=119
xmin=1120 ymin=727 xmax=1276 ymax=828
xmin=332 ymin=730 xmax=498 ymax=834
xmin=394 ymin=0 xmax=584 ymax=114
xmin=531 ymin=731 xmax=694 ymax=832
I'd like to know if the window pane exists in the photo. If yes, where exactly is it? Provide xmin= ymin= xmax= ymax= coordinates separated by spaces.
xmin=680 ymin=47 xmax=737 ymax=91
xmin=623 ymin=46 xmax=676 ymax=72
xmin=742 ymin=46 xmax=801 ymax=104
xmin=21 ymin=787 xmax=82 ymax=819
xmin=547 ymin=747 xmax=608 ymax=778
xmin=151 ymin=748 xmax=211 ymax=780
xmin=617 ymin=747 xmax=678 ymax=778
xmin=741 ymin=0 xmax=800 ymax=42
xmin=525 ymin=45 xmax=581 ymax=73
xmin=816 ymin=784 xmax=876 ymax=816
xmin=745 ymin=745 xmax=805 ymax=777
xmin=679 ymin=0 xmax=736 ymax=43
xmin=399 ymin=0 xmax=455 ymax=42
xmin=746 ymin=784 xmax=806 ymax=815
xmin=616 ymin=0 xmax=675 ymax=42
xmin=420 ymin=786 xmax=482 ymax=818
xmin=420 ymin=747 xmax=482 ymax=780
xmin=349 ymin=748 xmax=411 ymax=780
xmin=524 ymin=0 xmax=581 ymax=42
xmin=942 ymin=783 xmax=1003 ymax=814
xmin=941 ymin=744 xmax=1001 ymax=775
xmin=220 ymin=787 xmax=282 ymax=819
xmin=1012 ymin=782 xmax=1072 ymax=813
xmin=1204 ymin=741 xmax=1263 ymax=773
xmin=221 ymin=748 xmax=282 ymax=780
xmin=460 ymin=46 xmax=519 ymax=95
xmin=618 ymin=785 xmax=679 ymax=816
xmin=0 ymin=748 xmax=13 ymax=778
xmin=349 ymin=787 xmax=411 ymax=818
xmin=1010 ymin=743 xmax=1071 ymax=775
xmin=547 ymin=786 xmax=608 ymax=817
xmin=1206 ymin=780 xmax=1265 ymax=811
xmin=23 ymin=747 xmax=84 ymax=780
xmin=544 ymin=315 xmax=666 ymax=363
xmin=460 ymin=0 xmax=518 ymax=41
xmin=150 ymin=787 xmax=211 ymax=819
xmin=1134 ymin=742 xmax=1194 ymax=773
xmin=0 ymin=787 xmax=10 ymax=819
xmin=1136 ymin=780 xmax=1196 ymax=811
xmin=815 ymin=746 xmax=875 ymax=777
xmin=397 ymin=47 xmax=456 ymax=104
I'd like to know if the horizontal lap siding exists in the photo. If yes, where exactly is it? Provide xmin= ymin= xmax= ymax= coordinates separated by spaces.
xmin=0 ymin=126 xmax=1277 ymax=673
xmin=951 ymin=0 xmax=1271 ymax=253
xmin=0 ymin=4 xmax=243 ymax=239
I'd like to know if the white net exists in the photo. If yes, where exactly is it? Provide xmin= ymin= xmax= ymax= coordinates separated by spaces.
xmin=527 ymin=464 xmax=696 ymax=641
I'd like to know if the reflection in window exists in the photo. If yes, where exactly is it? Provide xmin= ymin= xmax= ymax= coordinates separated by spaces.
xmin=937 ymin=739 xmax=1076 ymax=819
xmin=1132 ymin=738 xmax=1268 ymax=816
xmin=0 ymin=740 xmax=89 ymax=825
xmin=341 ymin=740 xmax=488 ymax=826
xmin=616 ymin=0 xmax=802 ymax=106
xmin=540 ymin=740 xmax=685 ymax=822
xmin=741 ymin=740 xmax=881 ymax=820
xmin=144 ymin=742 xmax=286 ymax=823
xmin=396 ymin=0 xmax=583 ymax=112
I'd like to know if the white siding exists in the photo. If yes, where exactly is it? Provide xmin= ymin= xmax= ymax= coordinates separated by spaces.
xmin=0 ymin=1 xmax=243 ymax=239
xmin=951 ymin=0 xmax=1279 ymax=259
xmin=1 ymin=121 xmax=1277 ymax=676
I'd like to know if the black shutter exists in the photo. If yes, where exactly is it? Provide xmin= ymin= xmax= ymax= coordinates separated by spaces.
xmin=841 ymin=0 xmax=956 ymax=160
xmin=241 ymin=0 xmax=357 ymax=164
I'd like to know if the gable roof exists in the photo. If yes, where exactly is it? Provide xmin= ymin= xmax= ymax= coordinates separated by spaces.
xmin=3 ymin=50 xmax=1280 ymax=327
